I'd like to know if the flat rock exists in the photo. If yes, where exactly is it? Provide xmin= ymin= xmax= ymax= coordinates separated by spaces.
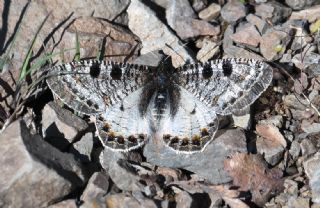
xmin=60 ymin=17 xmax=140 ymax=63
xmin=196 ymin=39 xmax=220 ymax=62
xmin=48 ymin=200 xmax=77 ymax=208
xmin=81 ymin=172 xmax=109 ymax=204
xmin=143 ymin=129 xmax=247 ymax=184
xmin=42 ymin=102 xmax=88 ymax=149
xmin=304 ymin=152 xmax=320 ymax=203
xmin=105 ymin=193 xmax=157 ymax=208
xmin=260 ymin=28 xmax=291 ymax=61
xmin=70 ymin=132 xmax=94 ymax=162
xmin=0 ymin=120 xmax=85 ymax=207
xmin=231 ymin=24 xmax=261 ymax=47
xmin=255 ymin=1 xmax=292 ymax=24
xmin=246 ymin=14 xmax=268 ymax=34
xmin=292 ymin=52 xmax=320 ymax=76
xmin=198 ymin=3 xmax=221 ymax=21
xmin=221 ymin=0 xmax=247 ymax=23
xmin=300 ymin=139 xmax=317 ymax=156
xmin=256 ymin=124 xmax=287 ymax=165
xmin=301 ymin=122 xmax=320 ymax=135
xmin=127 ymin=0 xmax=193 ymax=67
xmin=166 ymin=0 xmax=220 ymax=39
xmin=100 ymin=149 xmax=145 ymax=192
xmin=285 ymin=0 xmax=317 ymax=10
xmin=289 ymin=5 xmax=320 ymax=22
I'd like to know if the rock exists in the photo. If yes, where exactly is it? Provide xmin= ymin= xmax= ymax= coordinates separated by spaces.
xmin=81 ymin=172 xmax=109 ymax=204
xmin=260 ymin=115 xmax=284 ymax=128
xmin=42 ymin=102 xmax=88 ymax=150
xmin=127 ymin=0 xmax=193 ymax=67
xmin=246 ymin=14 xmax=268 ymax=34
xmin=285 ymin=0 xmax=317 ymax=10
xmin=231 ymin=24 xmax=262 ymax=47
xmin=255 ymin=1 xmax=292 ymax=24
xmin=221 ymin=0 xmax=247 ymax=23
xmin=256 ymin=124 xmax=286 ymax=165
xmin=60 ymin=17 xmax=140 ymax=63
xmin=284 ymin=179 xmax=298 ymax=196
xmin=290 ymin=5 xmax=320 ymax=22
xmin=133 ymin=51 xmax=164 ymax=67
xmin=191 ymin=0 xmax=207 ymax=12
xmin=232 ymin=107 xmax=251 ymax=130
xmin=105 ymin=193 xmax=157 ymax=208
xmin=48 ymin=200 xmax=77 ymax=208
xmin=300 ymin=139 xmax=317 ymax=156
xmin=304 ymin=153 xmax=320 ymax=203
xmin=198 ymin=3 xmax=221 ymax=21
xmin=289 ymin=140 xmax=301 ymax=160
xmin=288 ymin=197 xmax=311 ymax=208
xmin=175 ymin=191 xmax=193 ymax=208
xmin=292 ymin=52 xmax=320 ymax=76
xmin=283 ymin=94 xmax=309 ymax=111
xmin=166 ymin=0 xmax=220 ymax=39
xmin=260 ymin=28 xmax=291 ymax=61
xmin=100 ymin=149 xmax=144 ymax=192
xmin=196 ymin=39 xmax=220 ymax=62
xmin=144 ymin=129 xmax=247 ymax=184
xmin=0 ymin=120 xmax=85 ymax=207
xmin=0 ymin=0 xmax=130 ymax=79
xmin=301 ymin=122 xmax=320 ymax=135
xmin=70 ymin=132 xmax=94 ymax=162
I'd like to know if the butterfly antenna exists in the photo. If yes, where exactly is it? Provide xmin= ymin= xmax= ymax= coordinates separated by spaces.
xmin=197 ymin=40 xmax=222 ymax=63
xmin=164 ymin=42 xmax=188 ymax=64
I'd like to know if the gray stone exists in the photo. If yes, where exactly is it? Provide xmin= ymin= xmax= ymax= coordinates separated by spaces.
xmin=260 ymin=115 xmax=284 ymax=128
xmin=256 ymin=124 xmax=287 ymax=165
xmin=246 ymin=14 xmax=268 ymax=34
xmin=286 ymin=0 xmax=317 ymax=10
xmin=288 ymin=197 xmax=311 ymax=208
xmin=175 ymin=191 xmax=193 ymax=208
xmin=221 ymin=0 xmax=247 ymax=23
xmin=301 ymin=122 xmax=320 ymax=135
xmin=232 ymin=107 xmax=251 ymax=130
xmin=60 ymin=17 xmax=140 ymax=63
xmin=71 ymin=132 xmax=94 ymax=162
xmin=42 ymin=102 xmax=88 ymax=149
xmin=127 ymin=0 xmax=193 ymax=67
xmin=231 ymin=24 xmax=262 ymax=47
xmin=166 ymin=0 xmax=220 ymax=39
xmin=0 ymin=120 xmax=85 ymax=207
xmin=81 ymin=172 xmax=109 ymax=204
xmin=100 ymin=149 xmax=144 ymax=192
xmin=144 ymin=129 xmax=247 ymax=184
xmin=289 ymin=140 xmax=301 ymax=160
xmin=198 ymin=3 xmax=221 ymax=21
xmin=304 ymin=152 xmax=320 ymax=203
xmin=284 ymin=179 xmax=299 ymax=196
xmin=289 ymin=5 xmax=320 ymax=22
xmin=196 ymin=39 xmax=220 ymax=62
xmin=300 ymin=139 xmax=317 ymax=156
xmin=133 ymin=51 xmax=164 ymax=67
xmin=0 ymin=0 xmax=130 ymax=79
xmin=105 ymin=193 xmax=157 ymax=208
xmin=255 ymin=1 xmax=292 ymax=24
xmin=48 ymin=200 xmax=77 ymax=208
xmin=191 ymin=0 xmax=207 ymax=12
xmin=283 ymin=94 xmax=309 ymax=111
xmin=260 ymin=28 xmax=292 ymax=61
xmin=292 ymin=52 xmax=320 ymax=76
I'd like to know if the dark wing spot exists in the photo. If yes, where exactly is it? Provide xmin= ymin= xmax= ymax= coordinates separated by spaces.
xmin=128 ymin=135 xmax=137 ymax=143
xmin=138 ymin=134 xmax=146 ymax=141
xmin=90 ymin=62 xmax=101 ymax=78
xmin=201 ymin=128 xmax=209 ymax=137
xmin=181 ymin=138 xmax=189 ymax=146
xmin=102 ymin=123 xmax=110 ymax=132
xmin=86 ymin=100 xmax=93 ymax=106
xmin=222 ymin=61 xmax=233 ymax=77
xmin=111 ymin=64 xmax=122 ymax=80
xmin=202 ymin=63 xmax=213 ymax=79
xmin=192 ymin=135 xmax=201 ymax=146
xmin=117 ymin=136 xmax=125 ymax=144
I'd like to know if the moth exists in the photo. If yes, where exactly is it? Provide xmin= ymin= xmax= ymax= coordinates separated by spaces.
xmin=46 ymin=57 xmax=272 ymax=153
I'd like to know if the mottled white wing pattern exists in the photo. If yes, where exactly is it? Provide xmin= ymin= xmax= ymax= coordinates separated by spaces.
xmin=46 ymin=58 xmax=272 ymax=153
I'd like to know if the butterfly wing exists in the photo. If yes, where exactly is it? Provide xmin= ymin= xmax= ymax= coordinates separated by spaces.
xmin=178 ymin=58 xmax=273 ymax=116
xmin=46 ymin=60 xmax=152 ymax=151
xmin=160 ymin=86 xmax=219 ymax=153
xmin=46 ymin=60 xmax=151 ymax=115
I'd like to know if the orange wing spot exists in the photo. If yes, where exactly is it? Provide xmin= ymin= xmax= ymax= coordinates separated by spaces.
xmin=192 ymin=134 xmax=201 ymax=146
xmin=102 ymin=123 xmax=110 ymax=132
xmin=201 ymin=128 xmax=209 ymax=136
xmin=181 ymin=138 xmax=189 ymax=146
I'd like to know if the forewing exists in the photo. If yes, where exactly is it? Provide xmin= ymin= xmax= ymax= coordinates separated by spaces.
xmin=178 ymin=58 xmax=273 ymax=115
xmin=46 ymin=60 xmax=151 ymax=115
xmin=161 ymin=86 xmax=219 ymax=153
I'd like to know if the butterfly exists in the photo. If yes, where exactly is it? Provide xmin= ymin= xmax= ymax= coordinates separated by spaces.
xmin=46 ymin=57 xmax=272 ymax=153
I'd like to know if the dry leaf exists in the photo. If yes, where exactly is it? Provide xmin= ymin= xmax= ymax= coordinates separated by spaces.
xmin=224 ymin=153 xmax=284 ymax=206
